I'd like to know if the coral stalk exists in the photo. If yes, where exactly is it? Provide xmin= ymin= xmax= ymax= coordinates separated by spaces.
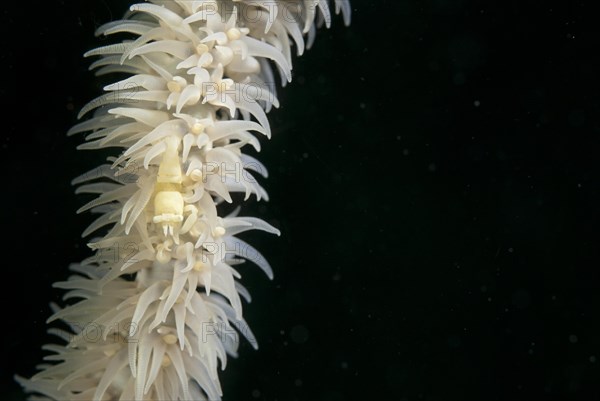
xmin=16 ymin=1 xmax=350 ymax=400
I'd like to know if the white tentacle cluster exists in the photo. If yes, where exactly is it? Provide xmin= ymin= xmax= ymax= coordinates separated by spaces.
xmin=16 ymin=1 xmax=350 ymax=400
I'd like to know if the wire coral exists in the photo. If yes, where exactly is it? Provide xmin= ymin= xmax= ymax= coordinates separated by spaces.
xmin=15 ymin=1 xmax=350 ymax=400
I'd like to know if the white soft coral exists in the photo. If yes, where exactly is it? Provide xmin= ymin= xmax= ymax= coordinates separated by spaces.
xmin=16 ymin=1 xmax=350 ymax=400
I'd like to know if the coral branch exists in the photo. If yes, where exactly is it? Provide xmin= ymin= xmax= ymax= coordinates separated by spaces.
xmin=16 ymin=1 xmax=350 ymax=400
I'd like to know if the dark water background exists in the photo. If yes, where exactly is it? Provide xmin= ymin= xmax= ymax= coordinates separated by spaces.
xmin=0 ymin=1 xmax=598 ymax=400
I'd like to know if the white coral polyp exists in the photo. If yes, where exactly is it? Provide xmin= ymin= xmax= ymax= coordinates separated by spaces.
xmin=16 ymin=1 xmax=350 ymax=400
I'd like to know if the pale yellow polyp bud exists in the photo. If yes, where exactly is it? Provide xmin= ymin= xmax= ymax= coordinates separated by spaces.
xmin=167 ymin=76 xmax=186 ymax=93
xmin=191 ymin=122 xmax=205 ymax=135
xmin=196 ymin=43 xmax=209 ymax=55
xmin=193 ymin=261 xmax=205 ymax=272
xmin=213 ymin=226 xmax=226 ymax=237
xmin=162 ymin=334 xmax=178 ymax=345
xmin=190 ymin=169 xmax=203 ymax=182
xmin=103 ymin=349 xmax=116 ymax=357
xmin=161 ymin=355 xmax=172 ymax=368
xmin=227 ymin=28 xmax=241 ymax=41
xmin=167 ymin=81 xmax=181 ymax=93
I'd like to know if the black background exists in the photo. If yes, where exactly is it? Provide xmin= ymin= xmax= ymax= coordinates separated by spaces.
xmin=1 ymin=1 xmax=598 ymax=400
